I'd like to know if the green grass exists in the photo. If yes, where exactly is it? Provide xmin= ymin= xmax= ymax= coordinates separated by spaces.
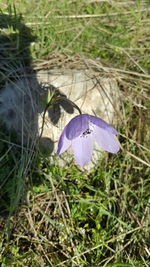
xmin=0 ymin=0 xmax=150 ymax=266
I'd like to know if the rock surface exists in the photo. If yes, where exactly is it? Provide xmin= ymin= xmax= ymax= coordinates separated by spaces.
xmin=37 ymin=69 xmax=120 ymax=168
xmin=0 ymin=68 xmax=120 ymax=168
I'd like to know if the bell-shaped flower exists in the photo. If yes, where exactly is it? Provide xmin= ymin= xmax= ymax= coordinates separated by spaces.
xmin=56 ymin=114 xmax=120 ymax=167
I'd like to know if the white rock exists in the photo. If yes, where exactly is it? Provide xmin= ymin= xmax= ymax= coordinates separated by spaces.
xmin=37 ymin=69 xmax=120 ymax=169
xmin=0 ymin=68 xmax=120 ymax=168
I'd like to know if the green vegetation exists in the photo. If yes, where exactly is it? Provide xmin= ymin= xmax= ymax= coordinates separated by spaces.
xmin=0 ymin=0 xmax=150 ymax=266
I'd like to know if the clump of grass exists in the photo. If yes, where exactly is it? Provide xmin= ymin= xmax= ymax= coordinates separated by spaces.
xmin=0 ymin=1 xmax=150 ymax=266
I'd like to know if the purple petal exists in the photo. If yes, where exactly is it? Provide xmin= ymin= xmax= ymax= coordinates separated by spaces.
xmin=66 ymin=114 xmax=89 ymax=140
xmin=56 ymin=126 xmax=71 ymax=155
xmin=89 ymin=115 xmax=118 ymax=134
xmin=93 ymin=125 xmax=120 ymax=153
xmin=72 ymin=134 xmax=93 ymax=166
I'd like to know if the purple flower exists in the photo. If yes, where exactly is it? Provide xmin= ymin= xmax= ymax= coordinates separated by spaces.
xmin=57 ymin=114 xmax=120 ymax=167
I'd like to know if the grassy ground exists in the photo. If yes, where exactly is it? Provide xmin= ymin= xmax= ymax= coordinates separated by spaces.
xmin=0 ymin=0 xmax=150 ymax=266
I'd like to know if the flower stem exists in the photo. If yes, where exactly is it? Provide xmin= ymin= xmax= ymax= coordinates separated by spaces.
xmin=39 ymin=95 xmax=82 ymax=139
